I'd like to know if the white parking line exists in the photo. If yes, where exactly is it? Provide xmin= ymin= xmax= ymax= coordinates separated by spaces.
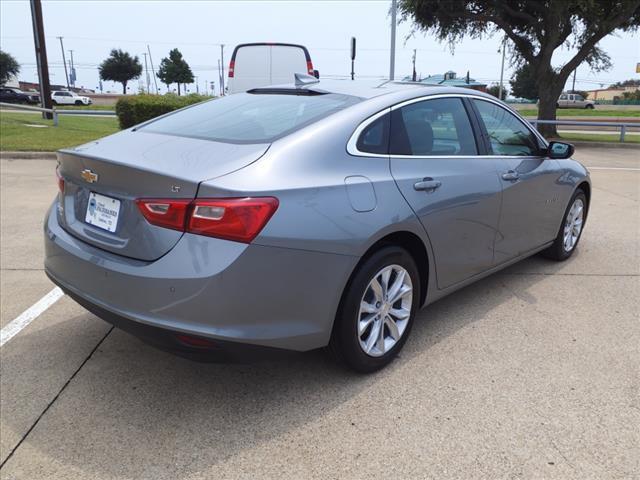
xmin=0 ymin=287 xmax=64 ymax=347
xmin=588 ymin=167 xmax=640 ymax=171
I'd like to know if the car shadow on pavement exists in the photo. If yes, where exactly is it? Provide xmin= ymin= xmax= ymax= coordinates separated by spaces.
xmin=2 ymin=254 xmax=572 ymax=478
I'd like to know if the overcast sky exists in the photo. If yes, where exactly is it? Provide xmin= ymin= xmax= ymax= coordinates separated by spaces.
xmin=1 ymin=0 xmax=638 ymax=95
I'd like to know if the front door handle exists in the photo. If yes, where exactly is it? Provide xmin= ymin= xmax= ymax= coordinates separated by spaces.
xmin=414 ymin=177 xmax=442 ymax=192
xmin=501 ymin=170 xmax=520 ymax=182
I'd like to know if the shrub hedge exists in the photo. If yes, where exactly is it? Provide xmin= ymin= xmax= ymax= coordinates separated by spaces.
xmin=115 ymin=93 xmax=212 ymax=129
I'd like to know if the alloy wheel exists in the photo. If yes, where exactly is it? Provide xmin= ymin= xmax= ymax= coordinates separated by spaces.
xmin=357 ymin=264 xmax=413 ymax=357
xmin=563 ymin=198 xmax=584 ymax=252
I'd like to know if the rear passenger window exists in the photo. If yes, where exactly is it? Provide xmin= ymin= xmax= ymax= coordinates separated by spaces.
xmin=473 ymin=99 xmax=541 ymax=156
xmin=390 ymin=98 xmax=477 ymax=156
xmin=356 ymin=114 xmax=389 ymax=154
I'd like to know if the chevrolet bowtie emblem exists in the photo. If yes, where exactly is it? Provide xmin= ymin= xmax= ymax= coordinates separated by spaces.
xmin=80 ymin=169 xmax=98 ymax=183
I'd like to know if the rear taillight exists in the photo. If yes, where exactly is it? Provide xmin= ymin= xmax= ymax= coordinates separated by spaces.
xmin=136 ymin=197 xmax=279 ymax=243
xmin=306 ymin=60 xmax=314 ymax=75
xmin=135 ymin=199 xmax=191 ymax=231
xmin=188 ymin=197 xmax=279 ymax=243
xmin=56 ymin=167 xmax=64 ymax=193
xmin=228 ymin=60 xmax=235 ymax=78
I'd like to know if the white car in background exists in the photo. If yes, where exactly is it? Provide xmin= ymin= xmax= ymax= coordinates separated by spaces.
xmin=227 ymin=42 xmax=318 ymax=94
xmin=51 ymin=90 xmax=92 ymax=106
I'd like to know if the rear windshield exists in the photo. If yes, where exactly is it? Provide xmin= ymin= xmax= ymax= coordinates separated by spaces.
xmin=140 ymin=92 xmax=361 ymax=144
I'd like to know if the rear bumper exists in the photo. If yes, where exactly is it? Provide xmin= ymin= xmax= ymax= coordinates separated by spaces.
xmin=54 ymin=281 xmax=297 ymax=362
xmin=44 ymin=201 xmax=358 ymax=352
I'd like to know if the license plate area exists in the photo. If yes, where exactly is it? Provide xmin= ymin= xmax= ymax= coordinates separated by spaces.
xmin=85 ymin=192 xmax=121 ymax=233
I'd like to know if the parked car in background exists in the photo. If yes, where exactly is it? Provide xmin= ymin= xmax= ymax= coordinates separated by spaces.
xmin=0 ymin=87 xmax=40 ymax=104
xmin=557 ymin=92 xmax=595 ymax=109
xmin=51 ymin=90 xmax=92 ymax=106
xmin=227 ymin=42 xmax=318 ymax=94
xmin=45 ymin=80 xmax=590 ymax=372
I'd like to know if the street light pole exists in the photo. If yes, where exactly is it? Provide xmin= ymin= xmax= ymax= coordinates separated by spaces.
xmin=412 ymin=49 xmax=417 ymax=81
xmin=142 ymin=52 xmax=150 ymax=93
xmin=220 ymin=44 xmax=225 ymax=95
xmin=147 ymin=45 xmax=159 ymax=94
xmin=389 ymin=0 xmax=397 ymax=81
xmin=68 ymin=49 xmax=74 ymax=87
xmin=57 ymin=36 xmax=70 ymax=89
xmin=498 ymin=37 xmax=506 ymax=100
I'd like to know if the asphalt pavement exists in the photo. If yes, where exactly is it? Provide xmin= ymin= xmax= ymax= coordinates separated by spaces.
xmin=0 ymin=147 xmax=638 ymax=479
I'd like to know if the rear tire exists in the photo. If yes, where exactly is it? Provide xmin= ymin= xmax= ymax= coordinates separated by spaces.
xmin=585 ymin=104 xmax=594 ymax=109
xmin=542 ymin=189 xmax=587 ymax=261
xmin=329 ymin=246 xmax=420 ymax=373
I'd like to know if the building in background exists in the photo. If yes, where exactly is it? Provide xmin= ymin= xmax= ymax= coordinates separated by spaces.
xmin=585 ymin=85 xmax=639 ymax=101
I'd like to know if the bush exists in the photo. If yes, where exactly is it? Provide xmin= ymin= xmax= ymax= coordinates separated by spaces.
xmin=115 ymin=93 xmax=212 ymax=129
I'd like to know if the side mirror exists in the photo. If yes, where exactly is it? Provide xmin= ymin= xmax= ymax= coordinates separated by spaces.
xmin=313 ymin=70 xmax=320 ymax=79
xmin=547 ymin=141 xmax=574 ymax=159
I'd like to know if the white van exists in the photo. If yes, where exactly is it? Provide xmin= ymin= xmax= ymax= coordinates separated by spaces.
xmin=227 ymin=43 xmax=317 ymax=94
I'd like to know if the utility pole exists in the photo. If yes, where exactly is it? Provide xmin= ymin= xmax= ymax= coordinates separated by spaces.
xmin=142 ymin=52 xmax=150 ymax=93
xmin=217 ymin=59 xmax=222 ymax=96
xmin=147 ymin=45 xmax=159 ymax=94
xmin=389 ymin=0 xmax=397 ymax=81
xmin=30 ymin=0 xmax=53 ymax=118
xmin=220 ymin=44 xmax=225 ymax=95
xmin=498 ymin=36 xmax=506 ymax=100
xmin=57 ymin=36 xmax=70 ymax=89
xmin=572 ymin=67 xmax=577 ymax=93
xmin=195 ymin=76 xmax=199 ymax=94
xmin=68 ymin=49 xmax=75 ymax=87
xmin=412 ymin=49 xmax=417 ymax=81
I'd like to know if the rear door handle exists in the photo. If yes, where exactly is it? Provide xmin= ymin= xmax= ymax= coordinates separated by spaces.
xmin=414 ymin=177 xmax=442 ymax=192
xmin=501 ymin=170 xmax=520 ymax=181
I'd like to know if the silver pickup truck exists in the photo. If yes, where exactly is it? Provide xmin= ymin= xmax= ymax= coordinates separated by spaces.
xmin=558 ymin=93 xmax=595 ymax=109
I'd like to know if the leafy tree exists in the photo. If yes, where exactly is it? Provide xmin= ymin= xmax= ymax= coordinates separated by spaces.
xmin=611 ymin=78 xmax=640 ymax=88
xmin=510 ymin=63 xmax=538 ymax=100
xmin=398 ymin=0 xmax=640 ymax=136
xmin=486 ymin=83 xmax=508 ymax=100
xmin=0 ymin=50 xmax=20 ymax=86
xmin=99 ymin=49 xmax=142 ymax=94
xmin=622 ymin=89 xmax=640 ymax=100
xmin=156 ymin=49 xmax=194 ymax=96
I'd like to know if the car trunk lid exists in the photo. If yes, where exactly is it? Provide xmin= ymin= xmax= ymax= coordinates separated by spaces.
xmin=56 ymin=130 xmax=269 ymax=261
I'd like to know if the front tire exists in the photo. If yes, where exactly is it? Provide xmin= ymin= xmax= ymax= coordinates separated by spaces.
xmin=75 ymin=100 xmax=83 ymax=106
xmin=329 ymin=246 xmax=420 ymax=373
xmin=542 ymin=189 xmax=587 ymax=261
xmin=585 ymin=104 xmax=594 ymax=109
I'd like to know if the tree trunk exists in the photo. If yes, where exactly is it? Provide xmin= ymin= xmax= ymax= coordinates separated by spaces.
xmin=122 ymin=81 xmax=127 ymax=95
xmin=177 ymin=83 xmax=181 ymax=96
xmin=535 ymin=74 xmax=566 ymax=138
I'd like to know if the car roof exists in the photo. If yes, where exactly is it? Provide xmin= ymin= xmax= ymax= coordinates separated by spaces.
xmin=253 ymin=78 xmax=497 ymax=103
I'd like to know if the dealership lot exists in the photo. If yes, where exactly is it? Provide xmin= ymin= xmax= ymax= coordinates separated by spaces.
xmin=0 ymin=147 xmax=638 ymax=479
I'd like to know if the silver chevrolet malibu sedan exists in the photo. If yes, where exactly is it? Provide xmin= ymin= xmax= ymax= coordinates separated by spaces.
xmin=45 ymin=79 xmax=590 ymax=372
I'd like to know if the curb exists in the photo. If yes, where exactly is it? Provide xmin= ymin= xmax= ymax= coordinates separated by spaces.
xmin=0 ymin=151 xmax=57 ymax=160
